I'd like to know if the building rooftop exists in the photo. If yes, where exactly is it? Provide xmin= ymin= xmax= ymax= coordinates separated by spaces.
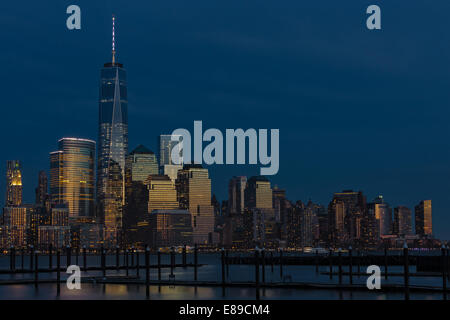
xmin=130 ymin=144 xmax=154 ymax=155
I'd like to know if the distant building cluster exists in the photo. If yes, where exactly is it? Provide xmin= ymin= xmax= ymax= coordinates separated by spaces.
xmin=0 ymin=21 xmax=437 ymax=250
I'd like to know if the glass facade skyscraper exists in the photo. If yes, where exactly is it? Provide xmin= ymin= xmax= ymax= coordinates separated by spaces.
xmin=415 ymin=200 xmax=432 ymax=236
xmin=176 ymin=164 xmax=215 ymax=244
xmin=50 ymin=138 xmax=95 ymax=218
xmin=97 ymin=17 xmax=128 ymax=245
xmin=125 ymin=145 xmax=158 ymax=182
xmin=228 ymin=176 xmax=247 ymax=215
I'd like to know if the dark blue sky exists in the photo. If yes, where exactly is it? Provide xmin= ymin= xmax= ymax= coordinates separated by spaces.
xmin=1 ymin=1 xmax=450 ymax=239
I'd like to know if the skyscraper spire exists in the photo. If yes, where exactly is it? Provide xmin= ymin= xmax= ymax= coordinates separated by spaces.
xmin=112 ymin=15 xmax=116 ymax=64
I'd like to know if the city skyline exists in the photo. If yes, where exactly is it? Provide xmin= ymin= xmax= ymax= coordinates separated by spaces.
xmin=1 ymin=1 xmax=450 ymax=239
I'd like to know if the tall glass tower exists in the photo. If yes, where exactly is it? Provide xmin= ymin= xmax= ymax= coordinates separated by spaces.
xmin=97 ymin=16 xmax=128 ymax=246
xmin=50 ymin=138 xmax=95 ymax=218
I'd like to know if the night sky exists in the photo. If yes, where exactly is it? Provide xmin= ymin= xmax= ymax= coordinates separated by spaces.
xmin=1 ymin=1 xmax=450 ymax=239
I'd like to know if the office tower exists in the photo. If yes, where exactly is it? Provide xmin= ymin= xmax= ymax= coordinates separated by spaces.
xmin=51 ymin=205 xmax=69 ymax=226
xmin=415 ymin=200 xmax=432 ymax=236
xmin=38 ymin=226 xmax=71 ymax=249
xmin=228 ymin=176 xmax=247 ymax=215
xmin=163 ymin=165 xmax=183 ymax=183
xmin=146 ymin=175 xmax=179 ymax=213
xmin=134 ymin=175 xmax=181 ymax=246
xmin=273 ymin=186 xmax=289 ymax=224
xmin=123 ymin=145 xmax=157 ymax=245
xmin=69 ymin=216 xmax=103 ymax=249
xmin=328 ymin=190 xmax=367 ymax=246
xmin=316 ymin=205 xmax=329 ymax=246
xmin=159 ymin=134 xmax=183 ymax=181
xmin=244 ymin=176 xmax=276 ymax=247
xmin=176 ymin=164 xmax=215 ymax=244
xmin=97 ymin=16 xmax=129 ymax=245
xmin=35 ymin=170 xmax=48 ymax=206
xmin=158 ymin=134 xmax=183 ymax=168
xmin=5 ymin=160 xmax=22 ymax=206
xmin=300 ymin=200 xmax=320 ymax=247
xmin=125 ymin=145 xmax=158 ymax=182
xmin=393 ymin=206 xmax=412 ymax=236
xmin=2 ymin=205 xmax=34 ymax=248
xmin=285 ymin=201 xmax=303 ymax=247
xmin=148 ymin=209 xmax=193 ymax=247
xmin=50 ymin=138 xmax=95 ymax=218
xmin=245 ymin=176 xmax=273 ymax=210
xmin=368 ymin=195 xmax=392 ymax=237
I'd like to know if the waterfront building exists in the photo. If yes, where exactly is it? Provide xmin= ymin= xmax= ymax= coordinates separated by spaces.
xmin=97 ymin=16 xmax=128 ymax=246
xmin=176 ymin=164 xmax=215 ymax=244
xmin=228 ymin=176 xmax=247 ymax=215
xmin=49 ymin=138 xmax=95 ymax=218
xmin=415 ymin=200 xmax=432 ymax=236
xmin=393 ymin=206 xmax=413 ymax=236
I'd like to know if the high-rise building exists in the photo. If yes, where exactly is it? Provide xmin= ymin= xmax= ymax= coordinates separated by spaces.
xmin=244 ymin=176 xmax=276 ymax=247
xmin=176 ymin=164 xmax=215 ymax=244
xmin=163 ymin=165 xmax=183 ymax=183
xmin=50 ymin=138 xmax=95 ymax=218
xmin=158 ymin=134 xmax=183 ymax=169
xmin=158 ymin=134 xmax=183 ymax=182
xmin=2 ymin=205 xmax=34 ymax=248
xmin=5 ymin=160 xmax=22 ymax=207
xmin=148 ymin=209 xmax=193 ymax=247
xmin=97 ymin=16 xmax=129 ymax=245
xmin=393 ymin=206 xmax=412 ymax=236
xmin=368 ymin=195 xmax=392 ymax=237
xmin=415 ymin=200 xmax=432 ymax=237
xmin=300 ymin=200 xmax=320 ymax=247
xmin=228 ymin=176 xmax=247 ymax=215
xmin=35 ymin=170 xmax=48 ymax=206
xmin=126 ymin=145 xmax=158 ymax=182
xmin=245 ymin=176 xmax=273 ymax=210
xmin=51 ymin=204 xmax=69 ymax=226
xmin=146 ymin=175 xmax=179 ymax=213
xmin=124 ymin=145 xmax=157 ymax=245
xmin=328 ymin=190 xmax=367 ymax=246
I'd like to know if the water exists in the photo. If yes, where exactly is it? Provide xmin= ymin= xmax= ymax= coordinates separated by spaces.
xmin=0 ymin=252 xmax=446 ymax=300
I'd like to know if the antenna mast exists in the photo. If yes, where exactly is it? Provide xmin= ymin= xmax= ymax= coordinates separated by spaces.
xmin=112 ymin=15 xmax=116 ymax=64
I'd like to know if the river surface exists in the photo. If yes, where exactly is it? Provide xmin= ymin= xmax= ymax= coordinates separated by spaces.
xmin=0 ymin=251 xmax=445 ymax=300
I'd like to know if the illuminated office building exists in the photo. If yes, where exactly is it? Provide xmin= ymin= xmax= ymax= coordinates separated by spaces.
xmin=163 ymin=164 xmax=183 ymax=183
xmin=148 ymin=209 xmax=193 ymax=247
xmin=415 ymin=200 xmax=432 ymax=236
xmin=300 ymin=200 xmax=320 ymax=247
xmin=5 ymin=160 xmax=22 ymax=206
xmin=228 ymin=176 xmax=247 ymax=215
xmin=50 ymin=138 xmax=95 ymax=218
xmin=393 ymin=206 xmax=412 ymax=236
xmin=124 ymin=145 xmax=158 ymax=245
xmin=176 ymin=164 xmax=215 ymax=244
xmin=245 ymin=176 xmax=273 ymax=210
xmin=158 ymin=134 xmax=183 ymax=170
xmin=244 ymin=176 xmax=276 ymax=247
xmin=38 ymin=226 xmax=71 ymax=249
xmin=51 ymin=205 xmax=69 ymax=226
xmin=2 ymin=205 xmax=34 ymax=248
xmin=146 ymin=175 xmax=179 ymax=213
xmin=97 ymin=16 xmax=129 ymax=245
xmin=125 ymin=145 xmax=158 ymax=182
xmin=328 ymin=190 xmax=367 ymax=246
xmin=368 ymin=195 xmax=392 ymax=236
xmin=158 ymin=134 xmax=183 ymax=181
